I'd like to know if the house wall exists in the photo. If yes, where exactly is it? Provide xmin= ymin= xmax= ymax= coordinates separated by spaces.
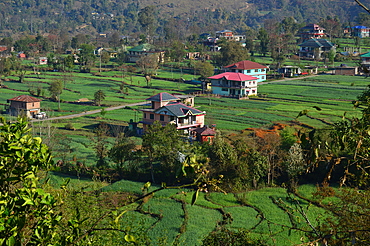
xmin=227 ymin=68 xmax=266 ymax=82
xmin=335 ymin=67 xmax=358 ymax=75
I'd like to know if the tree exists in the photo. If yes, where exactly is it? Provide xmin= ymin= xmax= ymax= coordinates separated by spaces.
xmin=92 ymin=122 xmax=110 ymax=168
xmin=78 ymin=43 xmax=96 ymax=72
xmin=142 ymin=121 xmax=184 ymax=183
xmin=195 ymin=61 xmax=214 ymax=79
xmin=136 ymin=54 xmax=159 ymax=87
xmin=258 ymin=28 xmax=269 ymax=56
xmin=215 ymin=41 xmax=249 ymax=66
xmin=109 ymin=133 xmax=137 ymax=174
xmin=202 ymin=227 xmax=264 ymax=246
xmin=138 ymin=6 xmax=156 ymax=38
xmin=0 ymin=117 xmax=59 ymax=245
xmin=168 ymin=41 xmax=186 ymax=62
xmin=48 ymin=80 xmax=63 ymax=109
xmin=207 ymin=134 xmax=238 ymax=187
xmin=94 ymin=89 xmax=106 ymax=106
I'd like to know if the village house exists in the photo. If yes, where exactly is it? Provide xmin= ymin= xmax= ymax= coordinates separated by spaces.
xmin=360 ymin=51 xmax=370 ymax=68
xmin=208 ymin=72 xmax=259 ymax=98
xmin=278 ymin=66 xmax=303 ymax=77
xmin=190 ymin=125 xmax=216 ymax=143
xmin=215 ymin=30 xmax=246 ymax=42
xmin=298 ymin=39 xmax=335 ymax=59
xmin=298 ymin=24 xmax=325 ymax=41
xmin=127 ymin=43 xmax=165 ymax=63
xmin=38 ymin=57 xmax=48 ymax=65
xmin=6 ymin=95 xmax=42 ymax=118
xmin=223 ymin=60 xmax=267 ymax=82
xmin=351 ymin=26 xmax=370 ymax=38
xmin=334 ymin=64 xmax=358 ymax=76
xmin=140 ymin=92 xmax=206 ymax=132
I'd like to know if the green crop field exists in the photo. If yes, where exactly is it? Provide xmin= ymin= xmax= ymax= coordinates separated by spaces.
xmin=47 ymin=173 xmax=333 ymax=246
xmin=1 ymin=69 xmax=368 ymax=166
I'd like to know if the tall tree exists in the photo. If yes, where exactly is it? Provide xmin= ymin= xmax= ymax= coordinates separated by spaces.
xmin=258 ymin=28 xmax=270 ymax=56
xmin=142 ymin=121 xmax=184 ymax=183
xmin=94 ymin=89 xmax=106 ymax=106
xmin=138 ymin=6 xmax=156 ymax=38
xmin=136 ymin=54 xmax=159 ymax=86
xmin=48 ymin=80 xmax=63 ymax=109
xmin=215 ymin=41 xmax=249 ymax=66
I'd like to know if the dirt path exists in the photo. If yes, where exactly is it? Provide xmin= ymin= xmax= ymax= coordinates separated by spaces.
xmin=259 ymin=74 xmax=319 ymax=85
xmin=32 ymin=101 xmax=148 ymax=122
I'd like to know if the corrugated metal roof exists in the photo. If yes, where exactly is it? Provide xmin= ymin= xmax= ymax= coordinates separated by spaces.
xmin=8 ymin=95 xmax=42 ymax=102
xmin=224 ymin=60 xmax=267 ymax=70
xmin=208 ymin=72 xmax=258 ymax=81
xmin=155 ymin=102 xmax=203 ymax=117
xmin=146 ymin=92 xmax=180 ymax=102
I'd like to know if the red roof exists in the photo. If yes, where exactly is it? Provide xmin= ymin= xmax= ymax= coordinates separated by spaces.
xmin=208 ymin=72 xmax=258 ymax=81
xmin=191 ymin=126 xmax=216 ymax=136
xmin=8 ymin=95 xmax=42 ymax=102
xmin=224 ymin=60 xmax=267 ymax=70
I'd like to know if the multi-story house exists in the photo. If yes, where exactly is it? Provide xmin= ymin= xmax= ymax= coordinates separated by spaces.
xmin=141 ymin=92 xmax=206 ymax=131
xmin=299 ymin=24 xmax=325 ymax=41
xmin=223 ymin=60 xmax=267 ymax=82
xmin=208 ymin=72 xmax=259 ymax=98
xmin=215 ymin=30 xmax=246 ymax=42
xmin=352 ymin=26 xmax=370 ymax=38
xmin=298 ymin=39 xmax=335 ymax=59
xmin=6 ymin=95 xmax=41 ymax=118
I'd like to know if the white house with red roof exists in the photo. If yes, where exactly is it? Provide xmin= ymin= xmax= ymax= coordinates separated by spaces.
xmin=208 ymin=72 xmax=259 ymax=98
xmin=223 ymin=60 xmax=267 ymax=82
xmin=141 ymin=92 xmax=206 ymax=131
xmin=7 ymin=95 xmax=42 ymax=118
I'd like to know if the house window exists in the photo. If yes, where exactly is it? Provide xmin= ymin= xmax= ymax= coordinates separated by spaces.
xmin=170 ymin=116 xmax=175 ymax=121
xmin=221 ymin=88 xmax=228 ymax=91
xmin=144 ymin=113 xmax=147 ymax=118
xmin=150 ymin=114 xmax=154 ymax=119
xmin=160 ymin=115 xmax=164 ymax=121
xmin=247 ymin=70 xmax=251 ymax=73
xmin=262 ymin=69 xmax=265 ymax=72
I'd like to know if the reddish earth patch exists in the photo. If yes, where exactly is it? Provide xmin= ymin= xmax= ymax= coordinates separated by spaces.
xmin=243 ymin=123 xmax=287 ymax=139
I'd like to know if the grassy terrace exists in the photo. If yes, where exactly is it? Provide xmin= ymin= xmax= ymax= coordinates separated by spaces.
xmin=47 ymin=173 xmax=336 ymax=246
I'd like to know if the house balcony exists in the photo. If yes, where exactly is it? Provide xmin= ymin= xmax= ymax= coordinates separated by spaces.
xmin=212 ymin=84 xmax=256 ymax=89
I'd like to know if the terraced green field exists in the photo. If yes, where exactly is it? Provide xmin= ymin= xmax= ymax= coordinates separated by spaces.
xmin=48 ymin=173 xmax=333 ymax=246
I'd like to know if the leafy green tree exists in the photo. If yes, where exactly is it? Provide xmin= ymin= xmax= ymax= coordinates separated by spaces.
xmin=202 ymin=227 xmax=264 ymax=246
xmin=195 ymin=61 xmax=214 ymax=79
xmin=0 ymin=117 xmax=58 ymax=245
xmin=215 ymin=41 xmax=249 ymax=66
xmin=168 ymin=41 xmax=186 ymax=62
xmin=48 ymin=80 xmax=63 ymax=109
xmin=142 ymin=121 xmax=184 ymax=183
xmin=94 ymin=89 xmax=106 ymax=106
xmin=138 ymin=6 xmax=156 ymax=37
xmin=258 ymin=28 xmax=269 ymax=56
xmin=78 ymin=43 xmax=96 ymax=72
xmin=63 ymin=54 xmax=75 ymax=71
xmin=92 ymin=122 xmax=110 ymax=168
xmin=207 ymin=134 xmax=238 ymax=187
xmin=109 ymin=134 xmax=137 ymax=174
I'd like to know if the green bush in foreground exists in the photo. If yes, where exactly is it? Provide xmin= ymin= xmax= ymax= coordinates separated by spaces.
xmin=201 ymin=227 xmax=264 ymax=246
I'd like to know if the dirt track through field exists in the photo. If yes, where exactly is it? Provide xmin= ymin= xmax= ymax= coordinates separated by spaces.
xmin=32 ymin=101 xmax=148 ymax=122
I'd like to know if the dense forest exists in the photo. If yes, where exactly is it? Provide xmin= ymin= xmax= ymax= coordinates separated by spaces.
xmin=0 ymin=0 xmax=369 ymax=38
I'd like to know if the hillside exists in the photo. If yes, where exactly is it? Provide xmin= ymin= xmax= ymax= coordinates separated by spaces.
xmin=1 ymin=0 xmax=369 ymax=37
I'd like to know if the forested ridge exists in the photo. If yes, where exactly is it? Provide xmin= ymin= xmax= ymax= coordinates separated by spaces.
xmin=0 ymin=0 xmax=368 ymax=37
